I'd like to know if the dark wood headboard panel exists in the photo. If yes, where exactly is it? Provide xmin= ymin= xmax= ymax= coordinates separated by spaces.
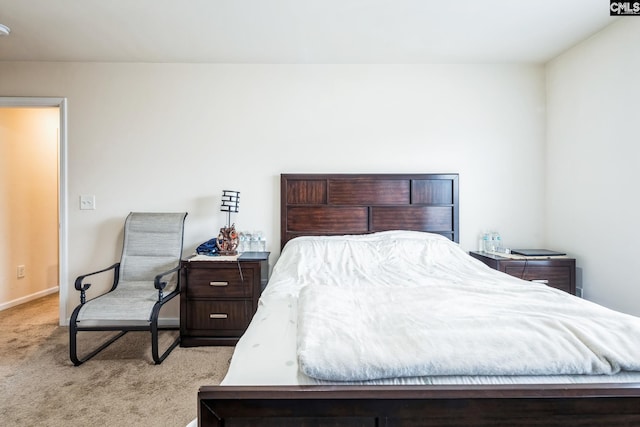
xmin=280 ymin=173 xmax=459 ymax=249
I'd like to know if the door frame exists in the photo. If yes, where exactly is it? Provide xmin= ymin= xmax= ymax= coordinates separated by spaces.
xmin=0 ymin=97 xmax=68 ymax=325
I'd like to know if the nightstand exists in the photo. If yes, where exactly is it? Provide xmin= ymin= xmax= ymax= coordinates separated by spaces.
xmin=469 ymin=251 xmax=576 ymax=295
xmin=179 ymin=252 xmax=269 ymax=346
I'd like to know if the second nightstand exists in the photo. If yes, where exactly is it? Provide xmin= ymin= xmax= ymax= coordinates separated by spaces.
xmin=469 ymin=251 xmax=576 ymax=295
xmin=180 ymin=252 xmax=269 ymax=346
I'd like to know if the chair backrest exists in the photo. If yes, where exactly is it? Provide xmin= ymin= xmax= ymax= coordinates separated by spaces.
xmin=119 ymin=212 xmax=187 ymax=291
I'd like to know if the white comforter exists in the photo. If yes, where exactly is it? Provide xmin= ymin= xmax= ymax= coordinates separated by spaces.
xmin=283 ymin=231 xmax=640 ymax=382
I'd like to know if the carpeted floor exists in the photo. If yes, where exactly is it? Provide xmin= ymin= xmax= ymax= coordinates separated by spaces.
xmin=0 ymin=294 xmax=234 ymax=427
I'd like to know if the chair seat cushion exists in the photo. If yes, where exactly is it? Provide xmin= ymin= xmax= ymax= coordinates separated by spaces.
xmin=76 ymin=282 xmax=160 ymax=322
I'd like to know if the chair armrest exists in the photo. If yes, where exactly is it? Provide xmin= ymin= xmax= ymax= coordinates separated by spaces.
xmin=154 ymin=264 xmax=180 ymax=291
xmin=74 ymin=263 xmax=120 ymax=292
xmin=74 ymin=262 xmax=120 ymax=305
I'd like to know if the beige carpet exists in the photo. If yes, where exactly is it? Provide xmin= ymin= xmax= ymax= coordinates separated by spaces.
xmin=0 ymin=294 xmax=234 ymax=427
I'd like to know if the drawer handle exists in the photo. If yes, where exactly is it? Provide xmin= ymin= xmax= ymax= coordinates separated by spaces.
xmin=209 ymin=313 xmax=228 ymax=319
xmin=531 ymin=279 xmax=549 ymax=284
xmin=209 ymin=281 xmax=229 ymax=287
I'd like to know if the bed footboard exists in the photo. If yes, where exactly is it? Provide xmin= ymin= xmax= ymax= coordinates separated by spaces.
xmin=198 ymin=384 xmax=640 ymax=427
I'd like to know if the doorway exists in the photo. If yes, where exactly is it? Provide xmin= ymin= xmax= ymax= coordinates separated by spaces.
xmin=0 ymin=97 xmax=68 ymax=325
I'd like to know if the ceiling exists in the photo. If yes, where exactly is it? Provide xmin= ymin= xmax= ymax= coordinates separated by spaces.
xmin=0 ymin=0 xmax=619 ymax=64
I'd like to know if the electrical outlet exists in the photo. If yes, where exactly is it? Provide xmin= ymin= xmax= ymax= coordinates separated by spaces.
xmin=17 ymin=265 xmax=25 ymax=278
xmin=80 ymin=195 xmax=96 ymax=210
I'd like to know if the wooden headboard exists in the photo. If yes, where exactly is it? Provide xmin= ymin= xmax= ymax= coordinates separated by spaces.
xmin=280 ymin=173 xmax=459 ymax=249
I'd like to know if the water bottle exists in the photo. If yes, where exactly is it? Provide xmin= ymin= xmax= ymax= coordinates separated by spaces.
xmin=494 ymin=232 xmax=502 ymax=252
xmin=482 ymin=231 xmax=491 ymax=252
xmin=487 ymin=231 xmax=501 ymax=252
xmin=237 ymin=233 xmax=245 ymax=252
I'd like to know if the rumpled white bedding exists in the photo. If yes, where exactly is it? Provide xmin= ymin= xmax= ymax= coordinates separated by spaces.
xmin=295 ymin=232 xmax=640 ymax=381
xmin=222 ymin=231 xmax=640 ymax=385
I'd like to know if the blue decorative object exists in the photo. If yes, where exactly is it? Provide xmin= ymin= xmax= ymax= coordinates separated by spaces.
xmin=196 ymin=238 xmax=219 ymax=256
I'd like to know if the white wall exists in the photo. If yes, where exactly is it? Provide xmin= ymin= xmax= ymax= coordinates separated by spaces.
xmin=0 ymin=63 xmax=546 ymax=320
xmin=546 ymin=18 xmax=640 ymax=316
xmin=0 ymin=108 xmax=59 ymax=308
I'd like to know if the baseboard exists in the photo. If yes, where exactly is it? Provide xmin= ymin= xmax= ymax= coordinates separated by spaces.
xmin=158 ymin=317 xmax=180 ymax=328
xmin=0 ymin=286 xmax=59 ymax=312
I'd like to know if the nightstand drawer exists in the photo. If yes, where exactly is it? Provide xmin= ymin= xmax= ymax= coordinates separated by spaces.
xmin=506 ymin=265 xmax=573 ymax=293
xmin=186 ymin=268 xmax=254 ymax=298
xmin=186 ymin=300 xmax=252 ymax=331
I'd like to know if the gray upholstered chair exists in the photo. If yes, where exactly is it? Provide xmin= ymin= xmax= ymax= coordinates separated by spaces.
xmin=70 ymin=212 xmax=187 ymax=365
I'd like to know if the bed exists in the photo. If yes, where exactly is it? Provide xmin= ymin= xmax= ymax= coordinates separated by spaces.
xmin=197 ymin=173 xmax=640 ymax=426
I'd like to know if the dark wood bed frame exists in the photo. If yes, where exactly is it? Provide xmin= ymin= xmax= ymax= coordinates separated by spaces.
xmin=198 ymin=173 xmax=640 ymax=426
